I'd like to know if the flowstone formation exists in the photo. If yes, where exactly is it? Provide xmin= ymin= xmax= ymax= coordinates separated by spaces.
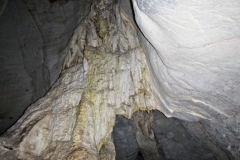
xmin=1 ymin=0 xmax=239 ymax=159
xmin=132 ymin=0 xmax=240 ymax=158
xmin=0 ymin=0 xmax=158 ymax=159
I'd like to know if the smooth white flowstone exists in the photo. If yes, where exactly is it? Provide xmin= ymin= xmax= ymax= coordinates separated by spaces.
xmin=133 ymin=0 xmax=240 ymax=157
xmin=133 ymin=0 xmax=240 ymax=121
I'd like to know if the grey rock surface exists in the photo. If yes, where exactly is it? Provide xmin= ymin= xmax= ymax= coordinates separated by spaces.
xmin=113 ymin=115 xmax=139 ymax=160
xmin=132 ymin=111 xmax=160 ymax=160
xmin=113 ymin=110 xmax=231 ymax=160
xmin=0 ymin=0 xmax=92 ymax=134
xmin=152 ymin=110 xmax=230 ymax=160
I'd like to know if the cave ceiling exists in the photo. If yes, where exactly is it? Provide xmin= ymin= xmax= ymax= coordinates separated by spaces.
xmin=0 ymin=0 xmax=239 ymax=159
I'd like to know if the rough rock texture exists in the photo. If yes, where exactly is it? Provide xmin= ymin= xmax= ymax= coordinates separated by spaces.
xmin=132 ymin=111 xmax=160 ymax=160
xmin=113 ymin=110 xmax=232 ymax=160
xmin=0 ymin=0 xmax=239 ymax=159
xmin=0 ymin=63 xmax=87 ymax=160
xmin=133 ymin=0 xmax=240 ymax=158
xmin=0 ymin=0 xmax=92 ymax=134
xmin=152 ymin=110 xmax=230 ymax=160
xmin=113 ymin=116 xmax=139 ymax=160
xmin=0 ymin=0 xmax=158 ymax=159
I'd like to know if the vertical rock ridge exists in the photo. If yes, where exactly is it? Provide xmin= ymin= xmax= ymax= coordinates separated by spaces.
xmin=0 ymin=0 xmax=159 ymax=159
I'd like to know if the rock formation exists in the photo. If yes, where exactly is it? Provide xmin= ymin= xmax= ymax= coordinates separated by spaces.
xmin=133 ymin=0 xmax=240 ymax=158
xmin=0 ymin=0 xmax=157 ymax=159
xmin=0 ymin=0 xmax=92 ymax=133
xmin=0 ymin=0 xmax=239 ymax=159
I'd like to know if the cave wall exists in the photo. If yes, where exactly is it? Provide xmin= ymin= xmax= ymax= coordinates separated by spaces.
xmin=0 ymin=0 xmax=159 ymax=159
xmin=132 ymin=0 xmax=240 ymax=158
xmin=0 ymin=0 xmax=239 ymax=159
xmin=0 ymin=0 xmax=93 ymax=134
xmin=133 ymin=0 xmax=240 ymax=121
xmin=113 ymin=110 xmax=231 ymax=160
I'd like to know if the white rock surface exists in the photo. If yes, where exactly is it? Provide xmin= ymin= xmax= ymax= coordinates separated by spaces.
xmin=0 ymin=63 xmax=87 ymax=159
xmin=133 ymin=0 xmax=240 ymax=121
xmin=0 ymin=0 xmax=239 ymax=159
xmin=132 ymin=0 xmax=240 ymax=157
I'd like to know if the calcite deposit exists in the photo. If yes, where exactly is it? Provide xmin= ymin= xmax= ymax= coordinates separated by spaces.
xmin=0 ymin=0 xmax=239 ymax=159
xmin=133 ymin=0 xmax=240 ymax=158
xmin=0 ymin=1 xmax=158 ymax=159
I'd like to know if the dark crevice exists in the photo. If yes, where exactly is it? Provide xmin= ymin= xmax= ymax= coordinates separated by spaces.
xmin=112 ymin=110 xmax=231 ymax=160
xmin=136 ymin=151 xmax=145 ymax=160
xmin=49 ymin=0 xmax=69 ymax=6
xmin=48 ymin=0 xmax=58 ymax=3
xmin=2 ymin=145 xmax=13 ymax=150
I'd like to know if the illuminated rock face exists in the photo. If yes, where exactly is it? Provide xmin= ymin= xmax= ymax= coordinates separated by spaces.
xmin=132 ymin=0 xmax=240 ymax=158
xmin=133 ymin=0 xmax=240 ymax=121
xmin=0 ymin=0 xmax=239 ymax=159
xmin=0 ymin=1 xmax=158 ymax=159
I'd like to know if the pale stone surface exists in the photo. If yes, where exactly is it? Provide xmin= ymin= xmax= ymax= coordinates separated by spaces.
xmin=132 ymin=112 xmax=160 ymax=160
xmin=0 ymin=63 xmax=87 ymax=159
xmin=132 ymin=0 xmax=240 ymax=158
xmin=0 ymin=1 xmax=158 ymax=159
xmin=133 ymin=0 xmax=240 ymax=121
xmin=0 ymin=0 xmax=239 ymax=159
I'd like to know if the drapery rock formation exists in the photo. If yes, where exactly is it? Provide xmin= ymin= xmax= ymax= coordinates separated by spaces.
xmin=0 ymin=0 xmax=158 ymax=159
xmin=0 ymin=0 xmax=240 ymax=159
